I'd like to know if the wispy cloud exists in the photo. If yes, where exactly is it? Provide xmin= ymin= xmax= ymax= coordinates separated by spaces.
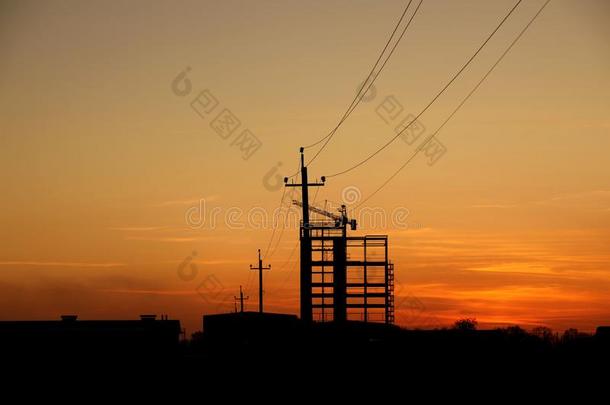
xmin=469 ymin=190 xmax=610 ymax=210
xmin=533 ymin=190 xmax=610 ymax=205
xmin=124 ymin=236 xmax=207 ymax=243
xmin=471 ymin=204 xmax=517 ymax=209
xmin=160 ymin=258 xmax=249 ymax=266
xmin=465 ymin=263 xmax=556 ymax=276
xmin=154 ymin=195 xmax=220 ymax=207
xmin=107 ymin=226 xmax=169 ymax=232
xmin=550 ymin=190 xmax=610 ymax=201
xmin=193 ymin=259 xmax=248 ymax=265
xmin=101 ymin=288 xmax=195 ymax=296
xmin=0 ymin=261 xmax=126 ymax=268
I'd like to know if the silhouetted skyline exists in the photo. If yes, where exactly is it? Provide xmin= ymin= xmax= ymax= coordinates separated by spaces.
xmin=1 ymin=0 xmax=609 ymax=335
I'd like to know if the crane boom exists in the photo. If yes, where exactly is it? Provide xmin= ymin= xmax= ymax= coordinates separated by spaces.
xmin=292 ymin=200 xmax=341 ymax=221
xmin=292 ymin=200 xmax=357 ymax=230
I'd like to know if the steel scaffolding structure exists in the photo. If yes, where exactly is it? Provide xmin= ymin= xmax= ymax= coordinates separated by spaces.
xmin=286 ymin=149 xmax=394 ymax=324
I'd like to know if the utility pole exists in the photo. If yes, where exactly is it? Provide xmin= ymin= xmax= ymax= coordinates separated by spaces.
xmin=234 ymin=285 xmax=249 ymax=313
xmin=250 ymin=249 xmax=271 ymax=313
xmin=290 ymin=200 xmax=355 ymax=323
xmin=284 ymin=147 xmax=325 ymax=323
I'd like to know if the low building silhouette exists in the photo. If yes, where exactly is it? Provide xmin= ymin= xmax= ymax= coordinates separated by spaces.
xmin=596 ymin=326 xmax=610 ymax=339
xmin=0 ymin=314 xmax=181 ymax=359
xmin=203 ymin=312 xmax=300 ymax=345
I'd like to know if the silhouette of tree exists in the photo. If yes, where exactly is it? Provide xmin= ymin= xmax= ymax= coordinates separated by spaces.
xmin=532 ymin=326 xmax=556 ymax=344
xmin=505 ymin=325 xmax=527 ymax=336
xmin=562 ymin=328 xmax=580 ymax=343
xmin=453 ymin=318 xmax=478 ymax=331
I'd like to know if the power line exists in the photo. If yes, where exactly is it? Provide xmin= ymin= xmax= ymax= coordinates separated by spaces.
xmin=266 ymin=199 xmax=292 ymax=260
xmin=261 ymin=186 xmax=286 ymax=259
xmin=326 ymin=0 xmax=523 ymax=179
xmin=306 ymin=0 xmax=424 ymax=167
xmin=254 ymin=0 xmax=533 ymax=304
xmin=262 ymin=157 xmax=301 ymax=261
xmin=278 ymin=240 xmax=299 ymax=272
xmin=267 ymin=181 xmax=320 ymax=263
xmin=244 ymin=265 xmax=255 ymax=296
xmin=249 ymin=157 xmax=298 ymax=297
xmin=286 ymin=0 xmax=423 ymax=180
xmin=269 ymin=184 xmax=323 ymax=289
xmin=354 ymin=0 xmax=551 ymax=210
xmin=303 ymin=0 xmax=415 ymax=151
xmin=266 ymin=186 xmax=300 ymax=260
xmin=271 ymin=185 xmax=321 ymax=295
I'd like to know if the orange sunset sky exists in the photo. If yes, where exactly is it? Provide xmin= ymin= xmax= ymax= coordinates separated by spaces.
xmin=1 ymin=0 xmax=609 ymax=334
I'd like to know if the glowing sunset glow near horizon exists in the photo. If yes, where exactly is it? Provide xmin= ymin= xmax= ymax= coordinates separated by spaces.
xmin=1 ymin=0 xmax=609 ymax=334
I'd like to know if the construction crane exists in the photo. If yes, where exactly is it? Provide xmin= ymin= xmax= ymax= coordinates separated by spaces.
xmin=292 ymin=200 xmax=357 ymax=230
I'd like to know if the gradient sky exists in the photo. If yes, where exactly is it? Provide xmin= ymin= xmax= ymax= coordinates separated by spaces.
xmin=1 ymin=0 xmax=609 ymax=334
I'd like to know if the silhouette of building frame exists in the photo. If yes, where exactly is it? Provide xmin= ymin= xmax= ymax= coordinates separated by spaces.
xmin=305 ymin=220 xmax=395 ymax=324
xmin=286 ymin=150 xmax=394 ymax=324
